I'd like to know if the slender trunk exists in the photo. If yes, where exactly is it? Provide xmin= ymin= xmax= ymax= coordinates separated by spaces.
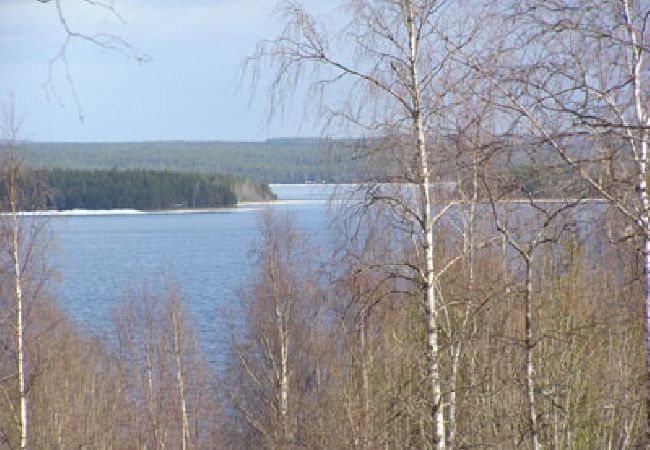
xmin=10 ymin=163 xmax=27 ymax=450
xmin=404 ymin=1 xmax=444 ymax=447
xmin=645 ymin=226 xmax=650 ymax=450
xmin=448 ymin=342 xmax=460 ymax=449
xmin=623 ymin=2 xmax=650 ymax=443
xmin=276 ymin=297 xmax=290 ymax=450
xmin=503 ymin=219 xmax=510 ymax=294
xmin=448 ymin=152 xmax=478 ymax=449
xmin=145 ymin=351 xmax=161 ymax=449
xmin=171 ymin=307 xmax=190 ymax=450
xmin=638 ymin=127 xmax=650 ymax=448
xmin=524 ymin=257 xmax=540 ymax=450
xmin=419 ymin=71 xmax=445 ymax=450
xmin=360 ymin=310 xmax=370 ymax=450
xmin=469 ymin=151 xmax=478 ymax=285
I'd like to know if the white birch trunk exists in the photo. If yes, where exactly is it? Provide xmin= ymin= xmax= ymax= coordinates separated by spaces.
xmin=448 ymin=342 xmax=460 ymax=449
xmin=145 ymin=351 xmax=162 ymax=450
xmin=448 ymin=151 xmax=479 ymax=449
xmin=638 ymin=112 xmax=650 ymax=450
xmin=278 ymin=305 xmax=290 ymax=450
xmin=360 ymin=310 xmax=370 ymax=450
xmin=469 ymin=152 xmax=478 ymax=285
xmin=171 ymin=307 xmax=190 ymax=450
xmin=623 ymin=2 xmax=650 ymax=443
xmin=10 ymin=164 xmax=27 ymax=450
xmin=272 ymin=260 xmax=291 ymax=450
xmin=404 ymin=1 xmax=444 ymax=447
xmin=524 ymin=258 xmax=540 ymax=450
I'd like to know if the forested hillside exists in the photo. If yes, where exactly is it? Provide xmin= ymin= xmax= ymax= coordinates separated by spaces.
xmin=3 ymin=169 xmax=276 ymax=210
xmin=16 ymin=139 xmax=365 ymax=183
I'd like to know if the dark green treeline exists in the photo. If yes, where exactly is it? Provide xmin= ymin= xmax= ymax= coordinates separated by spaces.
xmin=34 ymin=169 xmax=275 ymax=210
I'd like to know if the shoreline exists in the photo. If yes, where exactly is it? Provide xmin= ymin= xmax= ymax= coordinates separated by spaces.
xmin=4 ymin=199 xmax=329 ymax=217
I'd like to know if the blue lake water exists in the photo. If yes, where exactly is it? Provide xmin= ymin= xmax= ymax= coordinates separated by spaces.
xmin=48 ymin=183 xmax=608 ymax=366
xmin=49 ymin=184 xmax=337 ymax=365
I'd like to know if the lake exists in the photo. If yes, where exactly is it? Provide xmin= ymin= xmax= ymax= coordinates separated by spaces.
xmin=48 ymin=183 xmax=607 ymax=366
xmin=49 ymin=184 xmax=338 ymax=365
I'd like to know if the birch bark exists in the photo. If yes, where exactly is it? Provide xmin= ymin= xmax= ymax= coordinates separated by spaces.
xmin=404 ymin=1 xmax=444 ymax=446
xmin=9 ymin=157 xmax=27 ymax=450
xmin=622 ymin=1 xmax=650 ymax=443
xmin=524 ymin=257 xmax=540 ymax=450
xmin=171 ymin=305 xmax=190 ymax=450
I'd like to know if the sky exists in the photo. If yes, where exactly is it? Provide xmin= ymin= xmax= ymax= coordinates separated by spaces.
xmin=0 ymin=0 xmax=337 ymax=142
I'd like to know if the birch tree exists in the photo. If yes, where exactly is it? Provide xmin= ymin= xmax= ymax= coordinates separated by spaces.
xmin=438 ymin=0 xmax=650 ymax=443
xmin=225 ymin=213 xmax=320 ymax=450
xmin=510 ymin=7 xmax=650 ymax=444
xmin=248 ymin=2 xmax=491 ymax=446
xmin=115 ymin=285 xmax=218 ymax=450
xmin=0 ymin=98 xmax=51 ymax=450
xmin=481 ymin=145 xmax=594 ymax=448
xmin=170 ymin=294 xmax=191 ymax=450
xmin=0 ymin=101 xmax=28 ymax=450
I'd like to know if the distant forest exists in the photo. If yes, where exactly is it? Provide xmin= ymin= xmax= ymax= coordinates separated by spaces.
xmin=11 ymin=169 xmax=276 ymax=210
xmin=15 ymin=139 xmax=595 ymax=191
xmin=16 ymin=139 xmax=366 ymax=184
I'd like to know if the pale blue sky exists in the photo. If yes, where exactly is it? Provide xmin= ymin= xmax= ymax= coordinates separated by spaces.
xmin=0 ymin=0 xmax=336 ymax=141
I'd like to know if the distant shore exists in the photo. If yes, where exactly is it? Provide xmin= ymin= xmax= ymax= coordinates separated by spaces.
xmin=6 ymin=199 xmax=329 ymax=217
